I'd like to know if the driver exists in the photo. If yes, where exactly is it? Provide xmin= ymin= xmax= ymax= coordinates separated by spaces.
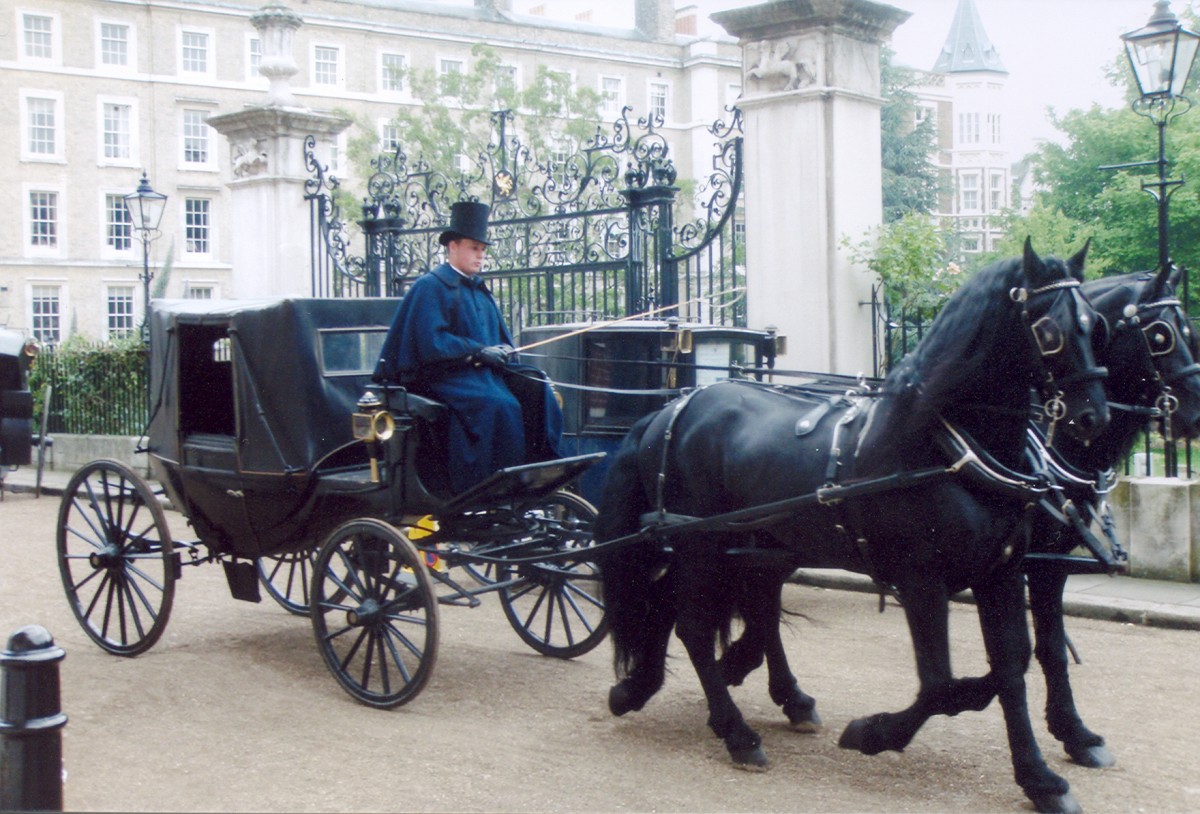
xmin=373 ymin=201 xmax=562 ymax=493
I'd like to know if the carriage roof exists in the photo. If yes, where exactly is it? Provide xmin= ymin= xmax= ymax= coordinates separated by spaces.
xmin=148 ymin=297 xmax=398 ymax=474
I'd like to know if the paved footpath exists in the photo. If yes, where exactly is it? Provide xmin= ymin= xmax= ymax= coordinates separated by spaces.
xmin=6 ymin=463 xmax=1200 ymax=631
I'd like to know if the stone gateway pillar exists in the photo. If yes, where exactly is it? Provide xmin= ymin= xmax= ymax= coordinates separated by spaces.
xmin=713 ymin=0 xmax=909 ymax=375
xmin=208 ymin=4 xmax=351 ymax=299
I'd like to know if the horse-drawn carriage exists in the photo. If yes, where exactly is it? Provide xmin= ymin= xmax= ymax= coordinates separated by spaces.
xmin=0 ymin=328 xmax=41 ymax=495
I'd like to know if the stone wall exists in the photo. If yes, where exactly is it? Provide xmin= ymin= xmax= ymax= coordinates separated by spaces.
xmin=43 ymin=435 xmax=151 ymax=478
xmin=1108 ymin=478 xmax=1200 ymax=582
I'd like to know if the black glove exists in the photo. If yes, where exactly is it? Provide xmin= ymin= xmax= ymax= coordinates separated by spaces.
xmin=475 ymin=344 xmax=513 ymax=370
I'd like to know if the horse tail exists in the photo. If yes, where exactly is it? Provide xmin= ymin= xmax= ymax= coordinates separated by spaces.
xmin=595 ymin=412 xmax=676 ymax=680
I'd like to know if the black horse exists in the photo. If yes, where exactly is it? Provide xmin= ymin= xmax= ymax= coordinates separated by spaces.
xmin=594 ymin=241 xmax=1109 ymax=814
xmin=1026 ymin=264 xmax=1200 ymax=768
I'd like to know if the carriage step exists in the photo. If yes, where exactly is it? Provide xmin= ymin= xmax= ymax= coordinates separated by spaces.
xmin=223 ymin=560 xmax=262 ymax=603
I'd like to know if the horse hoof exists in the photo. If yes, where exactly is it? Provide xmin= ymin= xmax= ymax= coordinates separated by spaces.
xmin=730 ymin=745 xmax=769 ymax=771
xmin=1029 ymin=791 xmax=1082 ymax=814
xmin=608 ymin=683 xmax=643 ymax=717
xmin=838 ymin=717 xmax=884 ymax=755
xmin=785 ymin=703 xmax=823 ymax=733
xmin=1068 ymin=743 xmax=1115 ymax=769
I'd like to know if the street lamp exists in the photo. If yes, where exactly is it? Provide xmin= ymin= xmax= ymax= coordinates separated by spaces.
xmin=1119 ymin=0 xmax=1200 ymax=272
xmin=122 ymin=171 xmax=168 ymax=337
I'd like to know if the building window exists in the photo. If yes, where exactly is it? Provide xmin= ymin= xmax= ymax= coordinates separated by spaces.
xmin=313 ymin=45 xmax=341 ymax=86
xmin=182 ymin=110 xmax=211 ymax=165
xmin=99 ymin=22 xmax=130 ymax=67
xmin=961 ymin=235 xmax=981 ymax=253
xmin=248 ymin=37 xmax=262 ymax=80
xmin=185 ymin=284 xmax=215 ymax=300
xmin=31 ymin=286 xmax=62 ymax=344
xmin=600 ymin=76 xmax=625 ymax=116
xmin=379 ymin=122 xmax=402 ymax=152
xmin=990 ymin=172 xmax=1005 ymax=211
xmin=25 ymin=95 xmax=58 ymax=158
xmin=495 ymin=64 xmax=518 ymax=96
xmin=439 ymin=58 xmax=464 ymax=95
xmin=649 ymin=82 xmax=669 ymax=121
xmin=184 ymin=198 xmax=211 ymax=254
xmin=105 ymin=194 xmax=133 ymax=251
xmin=988 ymin=113 xmax=1001 ymax=145
xmin=106 ymin=286 xmax=136 ymax=339
xmin=23 ymin=13 xmax=54 ymax=60
xmin=380 ymin=52 xmax=406 ymax=93
xmin=181 ymin=30 xmax=209 ymax=74
xmin=958 ymin=112 xmax=980 ymax=145
xmin=101 ymin=102 xmax=132 ymax=161
xmin=29 ymin=191 xmax=58 ymax=248
xmin=960 ymin=173 xmax=980 ymax=211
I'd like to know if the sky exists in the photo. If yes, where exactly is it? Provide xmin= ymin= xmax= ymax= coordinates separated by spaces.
xmin=502 ymin=0 xmax=1190 ymax=160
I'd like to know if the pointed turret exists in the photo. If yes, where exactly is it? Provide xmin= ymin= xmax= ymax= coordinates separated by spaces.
xmin=933 ymin=0 xmax=1007 ymax=74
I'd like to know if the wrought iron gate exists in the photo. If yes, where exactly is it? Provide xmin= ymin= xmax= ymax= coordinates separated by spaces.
xmin=306 ymin=108 xmax=745 ymax=331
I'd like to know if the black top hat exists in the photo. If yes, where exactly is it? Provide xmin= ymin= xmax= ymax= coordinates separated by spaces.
xmin=439 ymin=201 xmax=492 ymax=246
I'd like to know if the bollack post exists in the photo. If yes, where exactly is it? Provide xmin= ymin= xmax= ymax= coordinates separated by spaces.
xmin=0 ymin=625 xmax=67 ymax=812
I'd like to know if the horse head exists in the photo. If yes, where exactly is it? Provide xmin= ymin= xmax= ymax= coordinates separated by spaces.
xmin=1015 ymin=238 xmax=1109 ymax=443
xmin=1088 ymin=264 xmax=1200 ymax=441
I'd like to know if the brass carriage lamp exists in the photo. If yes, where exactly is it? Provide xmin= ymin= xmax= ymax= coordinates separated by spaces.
xmin=353 ymin=391 xmax=394 ymax=483
xmin=1123 ymin=0 xmax=1200 ymax=101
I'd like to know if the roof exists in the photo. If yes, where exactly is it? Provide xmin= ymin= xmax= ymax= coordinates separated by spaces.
xmin=932 ymin=0 xmax=1007 ymax=75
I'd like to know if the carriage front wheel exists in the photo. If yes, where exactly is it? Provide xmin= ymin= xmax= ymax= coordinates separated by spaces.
xmin=497 ymin=490 xmax=608 ymax=659
xmin=257 ymin=550 xmax=318 ymax=615
xmin=56 ymin=459 xmax=177 ymax=656
xmin=311 ymin=519 xmax=439 ymax=708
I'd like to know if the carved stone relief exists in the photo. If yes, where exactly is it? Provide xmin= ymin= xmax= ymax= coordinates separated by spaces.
xmin=746 ymin=38 xmax=817 ymax=93
xmin=232 ymin=137 xmax=269 ymax=178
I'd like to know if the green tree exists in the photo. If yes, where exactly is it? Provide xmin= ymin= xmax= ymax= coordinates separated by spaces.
xmin=880 ymin=47 xmax=941 ymax=222
xmin=844 ymin=212 xmax=955 ymax=312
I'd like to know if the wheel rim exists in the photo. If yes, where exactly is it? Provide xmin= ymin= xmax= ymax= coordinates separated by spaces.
xmin=258 ymin=550 xmax=317 ymax=615
xmin=56 ymin=460 xmax=175 ymax=656
xmin=498 ymin=491 xmax=608 ymax=659
xmin=311 ymin=519 xmax=439 ymax=708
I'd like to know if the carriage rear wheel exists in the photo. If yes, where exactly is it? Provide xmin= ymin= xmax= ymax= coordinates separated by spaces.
xmin=56 ymin=459 xmax=177 ymax=656
xmin=496 ymin=490 xmax=608 ymax=659
xmin=311 ymin=519 xmax=439 ymax=708
xmin=257 ymin=550 xmax=318 ymax=615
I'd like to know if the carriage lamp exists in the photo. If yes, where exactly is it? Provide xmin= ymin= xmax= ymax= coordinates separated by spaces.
xmin=353 ymin=391 xmax=394 ymax=483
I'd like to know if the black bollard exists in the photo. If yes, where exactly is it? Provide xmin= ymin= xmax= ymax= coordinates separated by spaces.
xmin=0 ymin=625 xmax=67 ymax=812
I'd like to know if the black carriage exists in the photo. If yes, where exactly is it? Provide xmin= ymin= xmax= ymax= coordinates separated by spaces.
xmin=55 ymin=298 xmax=607 ymax=707
xmin=0 ymin=328 xmax=41 ymax=494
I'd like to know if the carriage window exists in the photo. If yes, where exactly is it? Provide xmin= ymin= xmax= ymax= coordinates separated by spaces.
xmin=319 ymin=328 xmax=387 ymax=376
xmin=693 ymin=340 xmax=758 ymax=386
xmin=178 ymin=324 xmax=235 ymax=435
xmin=582 ymin=335 xmax=663 ymax=429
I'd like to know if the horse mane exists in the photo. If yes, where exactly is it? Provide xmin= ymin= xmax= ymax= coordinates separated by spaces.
xmin=868 ymin=255 xmax=1031 ymax=454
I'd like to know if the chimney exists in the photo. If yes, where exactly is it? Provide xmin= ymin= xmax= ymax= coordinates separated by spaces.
xmin=635 ymin=0 xmax=674 ymax=42
xmin=676 ymin=4 xmax=698 ymax=36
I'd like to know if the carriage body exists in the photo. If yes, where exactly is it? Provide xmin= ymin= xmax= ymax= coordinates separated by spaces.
xmin=0 ymin=328 xmax=38 ymax=469
xmin=145 ymin=297 xmax=401 ymax=558
xmin=520 ymin=321 xmax=780 ymax=503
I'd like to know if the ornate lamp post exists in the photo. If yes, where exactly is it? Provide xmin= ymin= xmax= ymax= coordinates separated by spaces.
xmin=1119 ymin=0 xmax=1200 ymax=272
xmin=123 ymin=171 xmax=168 ymax=337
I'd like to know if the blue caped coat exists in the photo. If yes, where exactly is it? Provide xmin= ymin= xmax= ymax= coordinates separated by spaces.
xmin=374 ymin=263 xmax=562 ymax=493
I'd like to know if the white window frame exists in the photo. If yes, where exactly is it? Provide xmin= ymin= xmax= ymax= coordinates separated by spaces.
xmin=379 ymin=120 xmax=402 ymax=153
xmin=180 ymin=108 xmax=217 ymax=171
xmin=495 ymin=63 xmax=520 ymax=98
xmin=960 ymin=172 xmax=981 ymax=213
xmin=103 ymin=283 xmax=138 ymax=341
xmin=100 ymin=191 xmax=136 ymax=259
xmin=246 ymin=34 xmax=264 ymax=83
xmin=95 ymin=19 xmax=136 ymax=72
xmin=958 ymin=111 xmax=981 ymax=146
xmin=379 ymin=50 xmax=408 ymax=95
xmin=648 ymin=80 xmax=671 ymax=123
xmin=18 ymin=10 xmax=60 ymax=65
xmin=178 ymin=26 xmax=215 ymax=78
xmin=19 ymin=90 xmax=64 ymax=163
xmin=311 ymin=43 xmax=343 ymax=89
xmin=97 ymin=96 xmax=139 ymax=167
xmin=183 ymin=281 xmax=219 ymax=300
xmin=599 ymin=75 xmax=625 ymax=117
xmin=27 ymin=282 xmax=67 ymax=346
xmin=23 ymin=183 xmax=65 ymax=259
xmin=183 ymin=196 xmax=214 ymax=258
xmin=990 ymin=172 xmax=1006 ymax=212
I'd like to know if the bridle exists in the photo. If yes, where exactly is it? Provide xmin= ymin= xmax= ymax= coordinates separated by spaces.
xmin=1011 ymin=276 xmax=1107 ymax=443
xmin=1107 ymin=290 xmax=1200 ymax=442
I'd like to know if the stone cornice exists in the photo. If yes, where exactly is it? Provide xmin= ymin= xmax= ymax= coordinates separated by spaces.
xmin=713 ymin=0 xmax=910 ymax=44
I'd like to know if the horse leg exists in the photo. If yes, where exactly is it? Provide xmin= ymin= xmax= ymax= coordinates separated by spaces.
xmin=675 ymin=552 xmax=769 ymax=769
xmin=1027 ymin=568 xmax=1114 ymax=768
xmin=840 ymin=582 xmax=992 ymax=754
xmin=975 ymin=571 xmax=1080 ymax=814
xmin=722 ymin=566 xmax=821 ymax=731
xmin=608 ymin=564 xmax=677 ymax=716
